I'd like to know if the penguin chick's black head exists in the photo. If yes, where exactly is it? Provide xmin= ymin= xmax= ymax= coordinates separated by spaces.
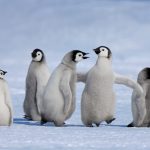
xmin=142 ymin=68 xmax=150 ymax=80
xmin=93 ymin=46 xmax=112 ymax=58
xmin=0 ymin=69 xmax=7 ymax=79
xmin=31 ymin=48 xmax=44 ymax=62
xmin=72 ymin=50 xmax=89 ymax=62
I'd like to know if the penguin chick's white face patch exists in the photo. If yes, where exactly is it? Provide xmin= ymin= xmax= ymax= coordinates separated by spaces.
xmin=32 ymin=49 xmax=44 ymax=62
xmin=34 ymin=51 xmax=43 ymax=62
xmin=0 ymin=70 xmax=7 ymax=79
xmin=94 ymin=46 xmax=112 ymax=58
xmin=99 ymin=47 xmax=109 ymax=57
xmin=75 ymin=52 xmax=84 ymax=62
xmin=72 ymin=50 xmax=89 ymax=62
xmin=71 ymin=50 xmax=89 ymax=62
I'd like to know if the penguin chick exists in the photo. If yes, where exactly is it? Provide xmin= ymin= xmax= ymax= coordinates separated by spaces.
xmin=81 ymin=46 xmax=116 ymax=127
xmin=115 ymin=73 xmax=145 ymax=127
xmin=0 ymin=70 xmax=7 ymax=79
xmin=41 ymin=50 xmax=89 ymax=126
xmin=128 ymin=68 xmax=150 ymax=127
xmin=23 ymin=49 xmax=50 ymax=121
xmin=0 ymin=70 xmax=13 ymax=126
xmin=79 ymin=46 xmax=144 ymax=127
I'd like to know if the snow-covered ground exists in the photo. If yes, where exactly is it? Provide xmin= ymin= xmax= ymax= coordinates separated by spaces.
xmin=1 ymin=81 xmax=150 ymax=150
xmin=0 ymin=0 xmax=150 ymax=149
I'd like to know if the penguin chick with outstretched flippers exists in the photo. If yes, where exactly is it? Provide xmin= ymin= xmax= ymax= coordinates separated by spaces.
xmin=41 ymin=50 xmax=89 ymax=126
xmin=23 ymin=49 xmax=50 ymax=121
xmin=79 ymin=46 xmax=144 ymax=127
xmin=0 ymin=70 xmax=13 ymax=126
xmin=81 ymin=46 xmax=116 ymax=127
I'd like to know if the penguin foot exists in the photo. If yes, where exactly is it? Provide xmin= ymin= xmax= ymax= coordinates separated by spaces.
xmin=106 ymin=118 xmax=116 ymax=124
xmin=86 ymin=124 xmax=93 ymax=127
xmin=41 ymin=121 xmax=47 ymax=125
xmin=127 ymin=122 xmax=134 ymax=127
xmin=95 ymin=123 xmax=100 ymax=127
xmin=41 ymin=118 xmax=47 ymax=125
xmin=24 ymin=115 xmax=32 ymax=120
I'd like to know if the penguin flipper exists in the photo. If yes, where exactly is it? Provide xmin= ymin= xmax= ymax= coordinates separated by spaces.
xmin=77 ymin=72 xmax=87 ymax=83
xmin=60 ymin=71 xmax=72 ymax=115
xmin=4 ymin=82 xmax=13 ymax=125
xmin=114 ymin=73 xmax=144 ymax=97
xmin=25 ymin=75 xmax=40 ymax=120
xmin=114 ymin=73 xmax=146 ymax=127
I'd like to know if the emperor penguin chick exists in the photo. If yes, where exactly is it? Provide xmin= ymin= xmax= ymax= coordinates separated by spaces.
xmin=0 ymin=70 xmax=13 ymax=126
xmin=41 ymin=50 xmax=89 ymax=126
xmin=23 ymin=49 xmax=50 ymax=121
xmin=81 ymin=46 xmax=115 ymax=127
xmin=81 ymin=46 xmax=144 ymax=127
xmin=128 ymin=68 xmax=149 ymax=127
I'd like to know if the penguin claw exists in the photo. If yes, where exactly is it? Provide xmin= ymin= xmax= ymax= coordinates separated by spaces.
xmin=41 ymin=118 xmax=47 ymax=125
xmin=106 ymin=118 xmax=116 ymax=124
xmin=41 ymin=121 xmax=46 ymax=125
xmin=24 ymin=115 xmax=32 ymax=120
xmin=95 ymin=123 xmax=100 ymax=127
xmin=86 ymin=124 xmax=93 ymax=127
xmin=127 ymin=122 xmax=134 ymax=127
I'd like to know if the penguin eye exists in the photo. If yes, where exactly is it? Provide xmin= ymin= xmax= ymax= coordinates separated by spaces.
xmin=79 ymin=54 xmax=82 ymax=57
xmin=37 ymin=52 xmax=42 ymax=56
xmin=0 ymin=73 xmax=3 ymax=75
xmin=102 ymin=49 xmax=105 ymax=51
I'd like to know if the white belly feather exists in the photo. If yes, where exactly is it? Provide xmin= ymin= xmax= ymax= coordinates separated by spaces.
xmin=81 ymin=63 xmax=115 ymax=124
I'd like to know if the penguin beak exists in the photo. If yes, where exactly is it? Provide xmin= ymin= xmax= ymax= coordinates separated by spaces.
xmin=4 ymin=71 xmax=7 ymax=75
xmin=93 ymin=49 xmax=100 ymax=55
xmin=83 ymin=53 xmax=89 ymax=59
xmin=31 ymin=52 xmax=36 ymax=58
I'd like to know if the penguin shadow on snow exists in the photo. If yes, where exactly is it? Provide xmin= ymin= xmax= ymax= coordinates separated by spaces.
xmin=14 ymin=118 xmax=84 ymax=127
xmin=13 ymin=118 xmax=126 ymax=127
xmin=104 ymin=123 xmax=127 ymax=128
xmin=13 ymin=118 xmax=44 ymax=126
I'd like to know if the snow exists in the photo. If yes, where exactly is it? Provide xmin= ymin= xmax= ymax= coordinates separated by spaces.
xmin=0 ymin=0 xmax=150 ymax=149
xmin=1 ymin=82 xmax=150 ymax=150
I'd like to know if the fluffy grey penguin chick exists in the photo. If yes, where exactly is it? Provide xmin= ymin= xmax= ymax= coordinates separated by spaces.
xmin=41 ymin=50 xmax=89 ymax=126
xmin=23 ymin=49 xmax=50 ymax=121
xmin=128 ymin=68 xmax=150 ymax=127
xmin=79 ymin=46 xmax=144 ymax=127
xmin=0 ymin=70 xmax=13 ymax=126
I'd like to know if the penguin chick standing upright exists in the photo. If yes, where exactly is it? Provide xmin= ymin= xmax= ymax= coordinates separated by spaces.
xmin=81 ymin=46 xmax=116 ymax=127
xmin=128 ymin=67 xmax=149 ymax=127
xmin=0 ymin=70 xmax=13 ymax=126
xmin=23 ymin=49 xmax=50 ymax=121
xmin=80 ymin=46 xmax=144 ymax=127
xmin=41 ymin=50 xmax=89 ymax=126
